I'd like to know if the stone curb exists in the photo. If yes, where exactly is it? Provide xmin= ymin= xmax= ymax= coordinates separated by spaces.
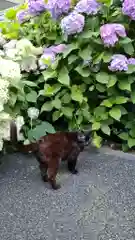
xmin=99 ymin=146 xmax=135 ymax=161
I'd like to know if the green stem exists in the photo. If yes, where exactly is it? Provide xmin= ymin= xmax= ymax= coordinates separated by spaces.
xmin=30 ymin=118 xmax=33 ymax=129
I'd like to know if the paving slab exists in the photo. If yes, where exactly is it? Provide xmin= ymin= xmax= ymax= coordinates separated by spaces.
xmin=0 ymin=0 xmax=16 ymax=10
xmin=0 ymin=148 xmax=135 ymax=240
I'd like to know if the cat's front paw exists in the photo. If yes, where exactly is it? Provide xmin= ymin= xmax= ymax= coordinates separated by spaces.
xmin=52 ymin=183 xmax=61 ymax=190
xmin=71 ymin=169 xmax=78 ymax=174
xmin=42 ymin=175 xmax=48 ymax=182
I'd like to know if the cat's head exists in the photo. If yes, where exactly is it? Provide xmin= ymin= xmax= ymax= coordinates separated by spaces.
xmin=77 ymin=130 xmax=92 ymax=146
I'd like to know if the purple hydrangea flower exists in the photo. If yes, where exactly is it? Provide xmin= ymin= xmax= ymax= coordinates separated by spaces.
xmin=47 ymin=0 xmax=71 ymax=19
xmin=74 ymin=0 xmax=100 ymax=15
xmin=16 ymin=10 xmax=31 ymax=24
xmin=49 ymin=44 xmax=67 ymax=54
xmin=28 ymin=0 xmax=47 ymax=15
xmin=100 ymin=24 xmax=126 ymax=47
xmin=61 ymin=12 xmax=85 ymax=36
xmin=128 ymin=58 xmax=135 ymax=65
xmin=38 ymin=50 xmax=55 ymax=70
xmin=122 ymin=0 xmax=135 ymax=20
xmin=108 ymin=54 xmax=128 ymax=72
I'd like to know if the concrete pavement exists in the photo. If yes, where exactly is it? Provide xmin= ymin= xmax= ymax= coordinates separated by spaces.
xmin=0 ymin=148 xmax=135 ymax=239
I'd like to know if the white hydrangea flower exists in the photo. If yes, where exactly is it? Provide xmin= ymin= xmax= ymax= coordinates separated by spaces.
xmin=15 ymin=116 xmax=25 ymax=141
xmin=3 ymin=40 xmax=17 ymax=50
xmin=0 ymin=111 xmax=11 ymax=121
xmin=0 ymin=33 xmax=6 ymax=47
xmin=0 ymin=79 xmax=9 ymax=111
xmin=0 ymin=50 xmax=5 ymax=57
xmin=0 ymin=58 xmax=21 ymax=81
xmin=5 ymin=48 xmax=18 ymax=60
xmin=20 ymin=56 xmax=37 ymax=72
xmin=24 ymin=139 xmax=30 ymax=145
xmin=27 ymin=107 xmax=39 ymax=119
xmin=0 ymin=112 xmax=12 ymax=142
xmin=16 ymin=39 xmax=43 ymax=57
xmin=0 ymin=139 xmax=4 ymax=151
xmin=2 ymin=122 xmax=10 ymax=141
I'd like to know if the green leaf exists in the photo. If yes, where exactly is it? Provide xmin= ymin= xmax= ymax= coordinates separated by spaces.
xmin=26 ymin=91 xmax=37 ymax=102
xmin=118 ymin=80 xmax=131 ymax=91
xmin=9 ymin=92 xmax=17 ymax=107
xmin=28 ymin=121 xmax=55 ymax=141
xmin=96 ymin=72 xmax=109 ymax=84
xmin=92 ymin=122 xmax=101 ymax=130
xmin=61 ymin=93 xmax=71 ymax=103
xmin=101 ymin=124 xmax=111 ymax=135
xmin=118 ymin=105 xmax=127 ymax=115
xmin=75 ymin=66 xmax=90 ymax=77
xmin=58 ymin=66 xmax=70 ymax=86
xmin=131 ymin=91 xmax=135 ymax=103
xmin=89 ymin=85 xmax=95 ymax=91
xmin=92 ymin=132 xmax=102 ymax=148
xmin=44 ymin=84 xmax=61 ymax=96
xmin=101 ymin=99 xmax=113 ymax=108
xmin=79 ymin=46 xmax=92 ymax=60
xmin=68 ymin=55 xmax=78 ymax=64
xmin=122 ymin=143 xmax=129 ymax=152
xmin=119 ymin=37 xmax=132 ymax=45
xmin=80 ymin=30 xmax=93 ymax=39
xmin=93 ymin=52 xmax=104 ymax=64
xmin=82 ymin=109 xmax=91 ymax=121
xmin=107 ymin=75 xmax=117 ymax=88
xmin=97 ymin=0 xmax=112 ymax=7
xmin=129 ymin=128 xmax=135 ymax=138
xmin=5 ymin=8 xmax=16 ymax=20
xmin=94 ymin=106 xmax=106 ymax=117
xmin=52 ymin=98 xmax=61 ymax=109
xmin=71 ymin=85 xmax=83 ymax=103
xmin=41 ymin=101 xmax=53 ymax=112
xmin=128 ymin=138 xmax=135 ymax=148
xmin=42 ymin=70 xmax=57 ymax=81
xmin=96 ymin=84 xmax=106 ymax=92
xmin=63 ymin=43 xmax=78 ymax=58
xmin=127 ymin=64 xmax=135 ymax=74
xmin=22 ymin=81 xmax=37 ymax=87
xmin=52 ymin=110 xmax=63 ymax=121
xmin=115 ymin=96 xmax=128 ymax=104
xmin=41 ymin=121 xmax=55 ymax=133
xmin=119 ymin=132 xmax=128 ymax=140
xmin=103 ymin=52 xmax=112 ymax=63
xmin=109 ymin=107 xmax=121 ymax=121
xmin=123 ymin=42 xmax=134 ymax=55
xmin=62 ymin=107 xmax=73 ymax=118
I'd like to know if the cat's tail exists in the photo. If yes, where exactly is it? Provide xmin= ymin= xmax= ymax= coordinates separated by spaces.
xmin=10 ymin=120 xmax=38 ymax=153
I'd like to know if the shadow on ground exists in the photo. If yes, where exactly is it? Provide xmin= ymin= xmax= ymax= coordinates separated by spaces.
xmin=0 ymin=148 xmax=135 ymax=240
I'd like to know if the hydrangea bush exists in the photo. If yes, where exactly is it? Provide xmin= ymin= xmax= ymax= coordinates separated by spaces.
xmin=0 ymin=0 xmax=135 ymax=151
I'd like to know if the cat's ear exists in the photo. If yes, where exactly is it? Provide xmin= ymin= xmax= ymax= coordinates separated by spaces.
xmin=84 ymin=130 xmax=91 ymax=137
xmin=83 ymin=130 xmax=92 ymax=145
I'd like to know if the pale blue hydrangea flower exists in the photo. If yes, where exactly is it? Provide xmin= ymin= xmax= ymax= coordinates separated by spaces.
xmin=122 ymin=0 xmax=135 ymax=20
xmin=48 ymin=44 xmax=67 ymax=54
xmin=61 ymin=11 xmax=85 ymax=36
xmin=47 ymin=0 xmax=71 ymax=19
xmin=74 ymin=0 xmax=100 ymax=15
xmin=16 ymin=10 xmax=31 ymax=24
xmin=128 ymin=58 xmax=135 ymax=65
xmin=38 ymin=50 xmax=56 ymax=70
xmin=28 ymin=0 xmax=47 ymax=15
xmin=108 ymin=54 xmax=128 ymax=72
xmin=100 ymin=23 xmax=126 ymax=47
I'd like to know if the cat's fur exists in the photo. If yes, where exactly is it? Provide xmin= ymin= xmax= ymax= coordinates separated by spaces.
xmin=10 ymin=121 xmax=91 ymax=190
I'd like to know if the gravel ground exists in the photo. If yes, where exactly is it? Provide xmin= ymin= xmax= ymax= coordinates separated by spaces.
xmin=0 ymin=148 xmax=135 ymax=240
